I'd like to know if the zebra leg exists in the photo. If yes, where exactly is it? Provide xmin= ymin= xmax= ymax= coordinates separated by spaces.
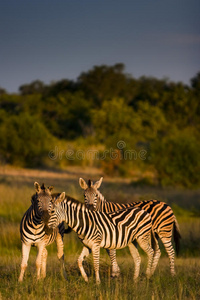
xmin=77 ymin=246 xmax=91 ymax=282
xmin=160 ymin=235 xmax=176 ymax=276
xmin=36 ymin=244 xmax=45 ymax=280
xmin=92 ymin=244 xmax=101 ymax=284
xmin=55 ymin=233 xmax=67 ymax=280
xmin=41 ymin=247 xmax=48 ymax=278
xmin=137 ymin=235 xmax=154 ymax=279
xmin=106 ymin=249 xmax=120 ymax=277
xmin=18 ymin=243 xmax=31 ymax=282
xmin=128 ymin=243 xmax=141 ymax=281
xmin=150 ymin=237 xmax=161 ymax=276
xmin=55 ymin=232 xmax=64 ymax=260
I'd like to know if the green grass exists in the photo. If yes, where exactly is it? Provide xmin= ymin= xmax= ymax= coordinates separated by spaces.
xmin=0 ymin=167 xmax=200 ymax=299
xmin=1 ymin=254 xmax=200 ymax=300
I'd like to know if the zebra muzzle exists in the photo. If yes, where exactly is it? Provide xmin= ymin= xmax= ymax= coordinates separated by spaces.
xmin=42 ymin=210 xmax=50 ymax=223
xmin=86 ymin=204 xmax=95 ymax=211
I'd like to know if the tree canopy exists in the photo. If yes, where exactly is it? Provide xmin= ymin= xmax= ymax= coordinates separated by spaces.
xmin=0 ymin=64 xmax=200 ymax=187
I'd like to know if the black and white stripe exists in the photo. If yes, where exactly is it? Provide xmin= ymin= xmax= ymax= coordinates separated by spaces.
xmin=48 ymin=193 xmax=159 ymax=284
xmin=79 ymin=177 xmax=181 ymax=276
xmin=18 ymin=182 xmax=66 ymax=282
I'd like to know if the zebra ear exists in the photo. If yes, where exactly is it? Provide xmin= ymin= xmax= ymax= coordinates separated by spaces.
xmin=34 ymin=182 xmax=41 ymax=192
xmin=79 ymin=178 xmax=88 ymax=190
xmin=48 ymin=186 xmax=54 ymax=192
xmin=93 ymin=177 xmax=103 ymax=189
xmin=55 ymin=192 xmax=65 ymax=205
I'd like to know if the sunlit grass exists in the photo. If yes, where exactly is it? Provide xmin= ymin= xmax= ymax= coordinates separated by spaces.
xmin=0 ymin=168 xmax=200 ymax=299
xmin=0 ymin=254 xmax=200 ymax=300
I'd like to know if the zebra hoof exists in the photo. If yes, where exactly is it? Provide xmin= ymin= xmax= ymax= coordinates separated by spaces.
xmin=111 ymin=272 xmax=120 ymax=278
xmin=62 ymin=269 xmax=68 ymax=280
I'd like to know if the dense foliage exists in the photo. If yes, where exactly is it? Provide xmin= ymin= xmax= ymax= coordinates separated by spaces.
xmin=0 ymin=64 xmax=199 ymax=187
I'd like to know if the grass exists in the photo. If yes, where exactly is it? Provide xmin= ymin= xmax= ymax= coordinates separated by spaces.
xmin=1 ymin=254 xmax=200 ymax=300
xmin=0 ymin=166 xmax=200 ymax=299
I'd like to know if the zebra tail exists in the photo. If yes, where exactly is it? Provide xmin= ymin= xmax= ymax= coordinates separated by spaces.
xmin=173 ymin=217 xmax=181 ymax=256
xmin=59 ymin=254 xmax=68 ymax=280
xmin=151 ymin=229 xmax=158 ymax=252
xmin=64 ymin=227 xmax=72 ymax=234
xmin=62 ymin=265 xmax=68 ymax=280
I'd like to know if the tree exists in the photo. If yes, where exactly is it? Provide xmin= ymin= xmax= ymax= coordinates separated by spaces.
xmin=189 ymin=72 xmax=200 ymax=129
xmin=92 ymin=98 xmax=138 ymax=147
xmin=190 ymin=72 xmax=200 ymax=91
xmin=92 ymin=98 xmax=167 ymax=146
xmin=41 ymin=92 xmax=92 ymax=139
xmin=129 ymin=76 xmax=168 ymax=108
xmin=45 ymin=79 xmax=77 ymax=97
xmin=78 ymin=63 xmax=136 ymax=106
xmin=0 ymin=87 xmax=7 ymax=95
xmin=19 ymin=80 xmax=45 ymax=95
xmin=151 ymin=129 xmax=200 ymax=187
xmin=0 ymin=94 xmax=23 ymax=114
xmin=0 ymin=113 xmax=55 ymax=167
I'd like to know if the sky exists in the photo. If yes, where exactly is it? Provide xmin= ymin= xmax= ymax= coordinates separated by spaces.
xmin=0 ymin=0 xmax=200 ymax=93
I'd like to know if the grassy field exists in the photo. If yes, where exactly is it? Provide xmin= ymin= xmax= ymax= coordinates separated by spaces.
xmin=0 ymin=167 xmax=200 ymax=300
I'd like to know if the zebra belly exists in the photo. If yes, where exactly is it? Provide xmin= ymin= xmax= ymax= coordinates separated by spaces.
xmin=81 ymin=237 xmax=131 ymax=250
xmin=100 ymin=228 xmax=135 ymax=249
xmin=100 ymin=242 xmax=129 ymax=250
xmin=82 ymin=238 xmax=98 ymax=249
xmin=21 ymin=230 xmax=57 ymax=247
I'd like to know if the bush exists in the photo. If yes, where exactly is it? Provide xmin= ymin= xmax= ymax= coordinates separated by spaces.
xmin=151 ymin=130 xmax=200 ymax=188
xmin=0 ymin=113 xmax=56 ymax=167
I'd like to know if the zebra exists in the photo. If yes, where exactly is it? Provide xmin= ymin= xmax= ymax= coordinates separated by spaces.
xmin=79 ymin=177 xmax=181 ymax=276
xmin=18 ymin=182 xmax=67 ymax=282
xmin=47 ymin=192 xmax=159 ymax=284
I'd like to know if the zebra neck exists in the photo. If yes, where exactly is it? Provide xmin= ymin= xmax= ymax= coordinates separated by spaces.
xmin=31 ymin=203 xmax=43 ymax=223
xmin=63 ymin=200 xmax=86 ymax=233
xmin=96 ymin=191 xmax=107 ymax=209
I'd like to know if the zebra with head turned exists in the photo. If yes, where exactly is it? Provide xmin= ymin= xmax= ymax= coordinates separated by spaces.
xmin=18 ymin=182 xmax=68 ymax=282
xmin=79 ymin=177 xmax=181 ymax=277
xmin=47 ymin=192 xmax=159 ymax=284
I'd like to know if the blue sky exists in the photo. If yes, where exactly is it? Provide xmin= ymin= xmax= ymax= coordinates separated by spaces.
xmin=0 ymin=0 xmax=200 ymax=93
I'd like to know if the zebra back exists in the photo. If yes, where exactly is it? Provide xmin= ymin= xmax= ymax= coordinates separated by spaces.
xmin=48 ymin=193 xmax=154 ymax=250
xmin=79 ymin=177 xmax=181 ymax=250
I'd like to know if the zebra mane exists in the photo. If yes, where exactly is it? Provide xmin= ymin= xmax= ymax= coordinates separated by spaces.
xmin=96 ymin=190 xmax=107 ymax=203
xmin=41 ymin=183 xmax=45 ymax=190
xmin=65 ymin=195 xmax=83 ymax=206
xmin=88 ymin=180 xmax=92 ymax=187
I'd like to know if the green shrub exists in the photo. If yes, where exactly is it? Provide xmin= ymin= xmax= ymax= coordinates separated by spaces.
xmin=151 ymin=130 xmax=200 ymax=188
xmin=0 ymin=113 xmax=56 ymax=167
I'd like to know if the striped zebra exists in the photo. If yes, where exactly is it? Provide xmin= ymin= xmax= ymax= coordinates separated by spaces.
xmin=47 ymin=192 xmax=159 ymax=284
xmin=79 ymin=177 xmax=181 ymax=276
xmin=18 ymin=182 xmax=67 ymax=282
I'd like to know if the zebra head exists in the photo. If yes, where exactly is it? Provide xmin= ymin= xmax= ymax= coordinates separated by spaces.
xmin=33 ymin=182 xmax=54 ymax=223
xmin=79 ymin=177 xmax=103 ymax=210
xmin=48 ymin=192 xmax=66 ymax=229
